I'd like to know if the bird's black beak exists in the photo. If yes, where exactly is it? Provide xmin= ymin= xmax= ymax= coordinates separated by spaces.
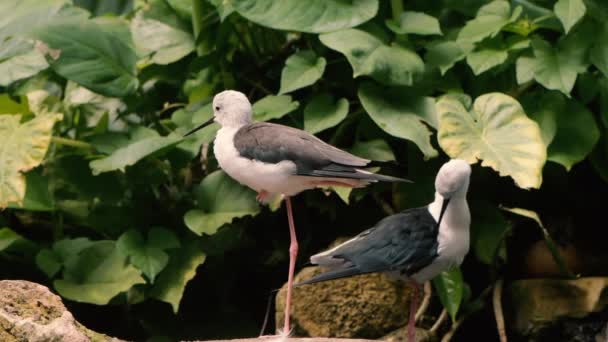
xmin=437 ymin=198 xmax=450 ymax=227
xmin=184 ymin=116 xmax=215 ymax=137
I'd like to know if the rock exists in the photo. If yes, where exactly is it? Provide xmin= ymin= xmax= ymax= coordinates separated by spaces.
xmin=0 ymin=280 xmax=123 ymax=342
xmin=508 ymin=277 xmax=608 ymax=337
xmin=203 ymin=338 xmax=378 ymax=342
xmin=380 ymin=325 xmax=434 ymax=342
xmin=275 ymin=266 xmax=414 ymax=338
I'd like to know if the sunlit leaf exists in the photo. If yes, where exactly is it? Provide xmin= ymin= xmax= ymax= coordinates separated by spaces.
xmin=386 ymin=11 xmax=442 ymax=36
xmin=433 ymin=267 xmax=464 ymax=321
xmin=554 ymin=0 xmax=586 ymax=33
xmin=252 ymin=95 xmax=299 ymax=122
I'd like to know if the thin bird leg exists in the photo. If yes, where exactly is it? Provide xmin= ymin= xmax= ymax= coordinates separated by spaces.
xmin=408 ymin=281 xmax=421 ymax=342
xmin=283 ymin=196 xmax=298 ymax=335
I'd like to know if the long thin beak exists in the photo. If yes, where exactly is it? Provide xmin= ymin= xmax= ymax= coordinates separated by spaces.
xmin=184 ymin=116 xmax=214 ymax=137
xmin=437 ymin=198 xmax=450 ymax=228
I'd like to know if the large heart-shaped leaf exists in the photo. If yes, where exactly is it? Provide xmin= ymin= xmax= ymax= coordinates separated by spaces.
xmin=425 ymin=41 xmax=473 ymax=75
xmin=303 ymin=94 xmax=349 ymax=134
xmin=89 ymin=135 xmax=182 ymax=175
xmin=0 ymin=38 xmax=48 ymax=86
xmin=554 ymin=0 xmax=586 ymax=33
xmin=33 ymin=16 xmax=138 ymax=97
xmin=0 ymin=113 xmax=62 ymax=208
xmin=184 ymin=170 xmax=260 ymax=235
xmin=279 ymin=51 xmax=326 ymax=95
xmin=231 ymin=0 xmax=378 ymax=33
xmin=528 ymin=92 xmax=599 ymax=170
xmin=320 ymin=29 xmax=424 ymax=86
xmin=349 ymin=139 xmax=395 ymax=162
xmin=117 ymin=228 xmax=180 ymax=282
xmin=433 ymin=267 xmax=464 ymax=321
xmin=151 ymin=239 xmax=206 ymax=313
xmin=358 ymin=81 xmax=437 ymax=158
xmin=54 ymin=241 xmax=145 ymax=305
xmin=457 ymin=1 xmax=521 ymax=43
xmin=252 ymin=95 xmax=299 ymax=122
xmin=386 ymin=11 xmax=442 ymax=36
xmin=436 ymin=93 xmax=545 ymax=189
xmin=8 ymin=170 xmax=54 ymax=211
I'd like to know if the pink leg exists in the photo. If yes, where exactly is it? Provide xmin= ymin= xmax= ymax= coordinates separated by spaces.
xmin=283 ymin=196 xmax=298 ymax=335
xmin=408 ymin=281 xmax=421 ymax=342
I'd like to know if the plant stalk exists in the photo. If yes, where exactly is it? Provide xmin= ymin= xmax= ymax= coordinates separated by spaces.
xmin=390 ymin=0 xmax=403 ymax=22
xmin=51 ymin=136 xmax=93 ymax=149
xmin=191 ymin=0 xmax=205 ymax=56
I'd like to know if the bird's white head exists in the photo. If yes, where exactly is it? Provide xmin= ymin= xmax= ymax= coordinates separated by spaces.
xmin=212 ymin=90 xmax=253 ymax=128
xmin=435 ymin=159 xmax=471 ymax=199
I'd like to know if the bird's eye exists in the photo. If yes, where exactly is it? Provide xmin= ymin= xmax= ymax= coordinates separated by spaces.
xmin=215 ymin=106 xmax=220 ymax=111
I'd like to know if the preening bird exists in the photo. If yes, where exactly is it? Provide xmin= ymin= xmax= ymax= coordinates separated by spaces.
xmin=185 ymin=90 xmax=409 ymax=335
xmin=296 ymin=159 xmax=472 ymax=342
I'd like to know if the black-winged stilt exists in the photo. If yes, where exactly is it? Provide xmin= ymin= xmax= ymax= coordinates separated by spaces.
xmin=185 ymin=90 xmax=410 ymax=336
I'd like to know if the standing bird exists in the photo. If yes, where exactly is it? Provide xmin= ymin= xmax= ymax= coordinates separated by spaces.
xmin=185 ymin=90 xmax=409 ymax=335
xmin=295 ymin=159 xmax=471 ymax=342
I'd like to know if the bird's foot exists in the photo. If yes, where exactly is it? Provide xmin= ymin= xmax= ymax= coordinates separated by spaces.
xmin=258 ymin=328 xmax=292 ymax=341
xmin=256 ymin=190 xmax=270 ymax=203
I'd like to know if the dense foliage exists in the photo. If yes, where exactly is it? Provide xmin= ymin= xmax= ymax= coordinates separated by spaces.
xmin=1 ymin=0 xmax=607 ymax=340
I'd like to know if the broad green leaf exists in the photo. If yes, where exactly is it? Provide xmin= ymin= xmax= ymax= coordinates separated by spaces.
xmin=386 ymin=11 xmax=442 ymax=36
xmin=0 ymin=227 xmax=22 ymax=251
xmin=466 ymin=48 xmax=508 ymax=75
xmin=131 ymin=11 xmax=194 ymax=65
xmin=590 ymin=25 xmax=608 ymax=78
xmin=208 ymin=0 xmax=234 ymax=21
xmin=554 ymin=0 xmax=586 ymax=33
xmin=436 ymin=93 xmax=545 ymax=189
xmin=8 ymin=170 xmax=53 ymax=211
xmin=33 ymin=17 xmax=138 ymax=97
xmin=232 ymin=0 xmax=378 ymax=33
xmin=177 ymin=103 xmax=219 ymax=157
xmin=425 ymin=41 xmax=473 ymax=75
xmin=74 ymin=0 xmax=133 ymax=16
xmin=432 ymin=267 xmax=464 ymax=321
xmin=54 ymin=241 xmax=145 ymax=305
xmin=117 ymin=229 xmax=177 ymax=282
xmin=53 ymin=237 xmax=96 ymax=262
xmin=457 ymin=1 xmax=521 ymax=43
xmin=151 ymin=240 xmax=206 ymax=313
xmin=36 ymin=248 xmax=62 ymax=278
xmin=0 ymin=113 xmax=62 ymax=208
xmin=303 ymin=95 xmax=349 ymax=134
xmin=332 ymin=187 xmax=352 ymax=204
xmin=320 ymin=29 xmax=424 ymax=86
xmin=349 ymin=140 xmax=395 ymax=162
xmin=148 ymin=227 xmax=180 ymax=250
xmin=523 ymin=37 xmax=589 ymax=95
xmin=0 ymin=39 xmax=48 ymax=86
xmin=89 ymin=136 xmax=183 ymax=175
xmin=470 ymin=203 xmax=510 ymax=264
xmin=0 ymin=94 xmax=29 ymax=114
xmin=529 ymin=92 xmax=599 ymax=170
xmin=184 ymin=171 xmax=260 ymax=236
xmin=279 ymin=51 xmax=326 ymax=94
xmin=358 ymin=81 xmax=437 ymax=158
xmin=515 ymin=55 xmax=536 ymax=84
xmin=252 ymin=95 xmax=299 ymax=122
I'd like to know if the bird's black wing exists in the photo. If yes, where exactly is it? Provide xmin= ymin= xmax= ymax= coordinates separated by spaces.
xmin=233 ymin=122 xmax=406 ymax=182
xmin=297 ymin=207 xmax=439 ymax=285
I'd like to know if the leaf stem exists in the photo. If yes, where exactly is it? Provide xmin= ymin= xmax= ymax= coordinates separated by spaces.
xmin=390 ymin=0 xmax=404 ymax=22
xmin=51 ymin=136 xmax=93 ymax=149
xmin=191 ymin=0 xmax=205 ymax=56
xmin=493 ymin=278 xmax=507 ymax=342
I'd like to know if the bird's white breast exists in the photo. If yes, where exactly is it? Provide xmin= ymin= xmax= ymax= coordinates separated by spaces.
xmin=213 ymin=127 xmax=308 ymax=196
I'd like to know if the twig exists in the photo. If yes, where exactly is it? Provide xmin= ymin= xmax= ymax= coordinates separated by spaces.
xmin=415 ymin=281 xmax=432 ymax=322
xmin=493 ymin=279 xmax=507 ymax=342
xmin=441 ymin=318 xmax=463 ymax=342
xmin=430 ymin=309 xmax=448 ymax=334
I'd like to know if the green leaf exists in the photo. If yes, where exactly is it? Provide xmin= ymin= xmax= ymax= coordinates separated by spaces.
xmin=184 ymin=170 xmax=260 ymax=236
xmin=131 ymin=11 xmax=194 ymax=65
xmin=320 ymin=29 xmax=424 ymax=86
xmin=0 ymin=94 xmax=29 ymax=114
xmin=470 ymin=203 xmax=510 ymax=264
xmin=425 ymin=41 xmax=473 ymax=75
xmin=36 ymin=248 xmax=62 ymax=278
xmin=0 ymin=227 xmax=22 ymax=251
xmin=303 ymin=95 xmax=349 ymax=134
xmin=515 ymin=55 xmax=536 ymax=84
xmin=33 ymin=16 xmax=139 ymax=97
xmin=89 ymin=136 xmax=182 ymax=175
xmin=151 ymin=239 xmax=206 ymax=313
xmin=117 ymin=229 xmax=178 ymax=282
xmin=436 ymin=93 xmax=546 ymax=189
xmin=332 ymin=187 xmax=352 ymax=204
xmin=231 ymin=0 xmax=378 ymax=33
xmin=466 ymin=48 xmax=508 ymax=75
xmin=554 ymin=0 xmax=586 ymax=33
xmin=0 ymin=38 xmax=48 ymax=86
xmin=358 ymin=81 xmax=437 ymax=158
xmin=432 ymin=267 xmax=464 ymax=321
xmin=590 ymin=25 xmax=608 ymax=77
xmin=0 ymin=113 xmax=62 ymax=208
xmin=279 ymin=51 xmax=326 ymax=94
xmin=529 ymin=92 xmax=599 ymax=170
xmin=252 ymin=95 xmax=299 ymax=122
xmin=349 ymin=139 xmax=395 ymax=162
xmin=457 ymin=1 xmax=521 ymax=44
xmin=523 ymin=36 xmax=589 ymax=95
xmin=54 ymin=241 xmax=145 ymax=305
xmin=208 ymin=0 xmax=234 ymax=21
xmin=8 ymin=170 xmax=54 ymax=211
xmin=386 ymin=11 xmax=442 ymax=36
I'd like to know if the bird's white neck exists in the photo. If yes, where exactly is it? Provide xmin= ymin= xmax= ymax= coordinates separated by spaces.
xmin=428 ymin=190 xmax=470 ymax=263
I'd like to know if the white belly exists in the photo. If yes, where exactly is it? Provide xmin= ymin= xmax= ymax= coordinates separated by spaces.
xmin=213 ymin=127 xmax=312 ymax=196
